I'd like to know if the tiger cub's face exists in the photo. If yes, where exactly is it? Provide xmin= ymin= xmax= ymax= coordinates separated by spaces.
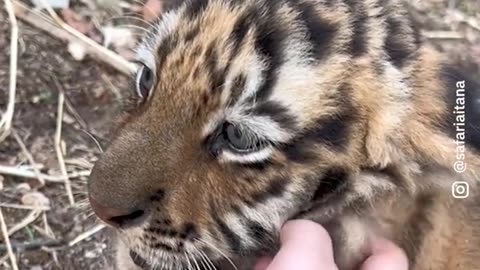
xmin=89 ymin=0 xmax=417 ymax=269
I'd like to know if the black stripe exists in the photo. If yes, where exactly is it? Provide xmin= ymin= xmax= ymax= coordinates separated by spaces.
xmin=310 ymin=112 xmax=353 ymax=148
xmin=246 ymin=221 xmax=269 ymax=241
xmin=162 ymin=0 xmax=185 ymax=12
xmin=312 ymin=167 xmax=349 ymax=202
xmin=129 ymin=251 xmax=150 ymax=269
xmin=151 ymin=242 xmax=176 ymax=252
xmin=310 ymin=83 xmax=355 ymax=148
xmin=240 ymin=159 xmax=273 ymax=172
xmin=213 ymin=213 xmax=242 ymax=252
xmin=184 ymin=0 xmax=210 ymax=20
xmin=180 ymin=222 xmax=199 ymax=241
xmin=408 ymin=13 xmax=423 ymax=48
xmin=280 ymin=84 xmax=355 ymax=162
xmin=280 ymin=142 xmax=317 ymax=163
xmin=156 ymin=33 xmax=179 ymax=71
xmin=229 ymin=10 xmax=254 ymax=58
xmin=252 ymin=101 xmax=297 ymax=131
xmin=205 ymin=44 xmax=219 ymax=90
xmin=246 ymin=221 xmax=273 ymax=251
xmin=204 ymin=43 xmax=229 ymax=93
xmin=184 ymin=24 xmax=201 ymax=43
xmin=384 ymin=17 xmax=414 ymax=67
xmin=248 ymin=177 xmax=287 ymax=206
xmin=228 ymin=74 xmax=247 ymax=106
xmin=293 ymin=0 xmax=338 ymax=60
xmin=344 ymin=0 xmax=369 ymax=57
xmin=253 ymin=5 xmax=288 ymax=100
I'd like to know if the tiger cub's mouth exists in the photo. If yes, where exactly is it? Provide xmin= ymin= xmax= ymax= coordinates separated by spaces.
xmin=128 ymin=248 xmax=244 ymax=270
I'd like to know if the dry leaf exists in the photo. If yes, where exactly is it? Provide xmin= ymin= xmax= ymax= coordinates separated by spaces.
xmin=143 ymin=0 xmax=163 ymax=22
xmin=61 ymin=9 xmax=103 ymax=43
xmin=61 ymin=8 xmax=95 ymax=34
xmin=22 ymin=192 xmax=51 ymax=207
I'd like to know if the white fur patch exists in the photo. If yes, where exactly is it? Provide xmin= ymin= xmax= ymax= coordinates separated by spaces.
xmin=237 ymin=53 xmax=266 ymax=104
xmin=220 ymin=147 xmax=273 ymax=163
xmin=240 ymin=195 xmax=294 ymax=238
xmin=135 ymin=9 xmax=183 ymax=70
xmin=226 ymin=112 xmax=292 ymax=142
xmin=223 ymin=212 xmax=255 ymax=247
xmin=350 ymin=172 xmax=396 ymax=199
xmin=381 ymin=62 xmax=412 ymax=123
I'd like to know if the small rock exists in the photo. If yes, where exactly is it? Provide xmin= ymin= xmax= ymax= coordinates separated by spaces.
xmin=22 ymin=192 xmax=51 ymax=207
xmin=63 ymin=113 xmax=76 ymax=124
xmin=16 ymin=183 xmax=32 ymax=193
xmin=68 ymin=41 xmax=87 ymax=61
xmin=84 ymin=250 xmax=97 ymax=259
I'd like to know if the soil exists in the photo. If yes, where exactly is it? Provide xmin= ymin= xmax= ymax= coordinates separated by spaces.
xmin=0 ymin=0 xmax=478 ymax=270
xmin=0 ymin=2 xmax=128 ymax=269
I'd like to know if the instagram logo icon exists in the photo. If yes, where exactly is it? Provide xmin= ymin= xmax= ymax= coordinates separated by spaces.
xmin=452 ymin=182 xmax=469 ymax=199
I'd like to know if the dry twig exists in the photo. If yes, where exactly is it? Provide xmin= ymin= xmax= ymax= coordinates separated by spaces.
xmin=68 ymin=224 xmax=106 ymax=247
xmin=0 ymin=208 xmax=19 ymax=270
xmin=448 ymin=10 xmax=480 ymax=32
xmin=101 ymin=73 xmax=123 ymax=100
xmin=11 ymin=130 xmax=46 ymax=186
xmin=7 ymin=210 xmax=43 ymax=237
xmin=0 ymin=254 xmax=9 ymax=268
xmin=0 ymin=0 xmax=19 ymax=142
xmin=423 ymin=30 xmax=464 ymax=40
xmin=0 ymin=164 xmax=90 ymax=183
xmin=12 ymin=0 xmax=136 ymax=75
xmin=0 ymin=203 xmax=50 ymax=211
xmin=53 ymin=82 xmax=75 ymax=206
xmin=0 ymin=239 xmax=64 ymax=252
xmin=64 ymin=96 xmax=89 ymax=131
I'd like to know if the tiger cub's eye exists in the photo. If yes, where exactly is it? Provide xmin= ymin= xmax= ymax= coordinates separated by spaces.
xmin=223 ymin=123 xmax=259 ymax=152
xmin=135 ymin=65 xmax=155 ymax=99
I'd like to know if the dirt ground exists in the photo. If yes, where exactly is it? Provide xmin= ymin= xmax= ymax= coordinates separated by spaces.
xmin=0 ymin=0 xmax=479 ymax=270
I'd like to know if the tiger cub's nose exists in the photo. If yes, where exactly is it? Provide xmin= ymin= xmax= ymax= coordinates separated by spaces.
xmin=89 ymin=195 xmax=146 ymax=228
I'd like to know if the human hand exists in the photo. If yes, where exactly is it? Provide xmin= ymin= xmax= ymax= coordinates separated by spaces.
xmin=254 ymin=220 xmax=408 ymax=270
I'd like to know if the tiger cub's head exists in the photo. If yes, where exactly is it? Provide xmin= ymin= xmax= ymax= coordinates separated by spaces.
xmin=88 ymin=0 xmax=427 ymax=268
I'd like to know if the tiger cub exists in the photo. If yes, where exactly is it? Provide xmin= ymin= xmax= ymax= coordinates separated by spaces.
xmin=87 ymin=0 xmax=480 ymax=269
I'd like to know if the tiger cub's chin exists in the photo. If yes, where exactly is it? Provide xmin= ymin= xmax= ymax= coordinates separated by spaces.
xmin=115 ymin=240 xmax=142 ymax=270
